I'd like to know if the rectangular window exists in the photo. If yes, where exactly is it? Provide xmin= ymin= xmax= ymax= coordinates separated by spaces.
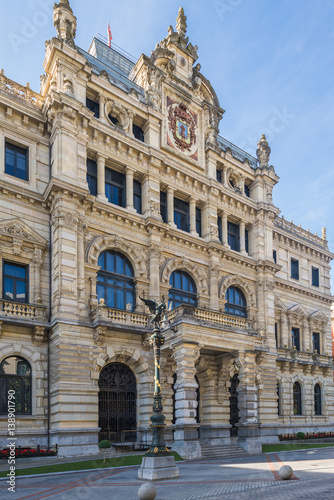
xmin=3 ymin=262 xmax=28 ymax=303
xmin=312 ymin=267 xmax=319 ymax=287
xmin=5 ymin=141 xmax=29 ymax=181
xmin=217 ymin=216 xmax=222 ymax=242
xmin=86 ymin=98 xmax=99 ymax=118
xmin=245 ymin=228 xmax=249 ymax=253
xmin=244 ymin=184 xmax=250 ymax=197
xmin=216 ymin=169 xmax=222 ymax=183
xmin=275 ymin=322 xmax=278 ymax=347
xmin=273 ymin=250 xmax=277 ymax=263
xmin=160 ymin=191 xmax=167 ymax=223
xmin=312 ymin=332 xmax=320 ymax=353
xmin=87 ymin=159 xmax=97 ymax=196
xmin=291 ymin=258 xmax=299 ymax=280
xmin=133 ymin=179 xmax=142 ymax=214
xmin=196 ymin=207 xmax=202 ymax=237
xmin=105 ymin=167 xmax=126 ymax=207
xmin=291 ymin=327 xmax=300 ymax=351
xmin=174 ymin=198 xmax=189 ymax=232
xmin=228 ymin=221 xmax=240 ymax=251
xmin=133 ymin=124 xmax=144 ymax=142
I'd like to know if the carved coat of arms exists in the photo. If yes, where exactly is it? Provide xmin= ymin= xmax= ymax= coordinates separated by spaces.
xmin=167 ymin=97 xmax=198 ymax=160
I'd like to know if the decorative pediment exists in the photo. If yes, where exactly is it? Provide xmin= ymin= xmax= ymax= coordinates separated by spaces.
xmin=274 ymin=295 xmax=287 ymax=312
xmin=0 ymin=218 xmax=47 ymax=254
xmin=287 ymin=303 xmax=308 ymax=318
xmin=309 ymin=310 xmax=329 ymax=324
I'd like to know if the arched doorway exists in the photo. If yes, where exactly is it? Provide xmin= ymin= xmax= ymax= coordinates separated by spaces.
xmin=229 ymin=374 xmax=240 ymax=437
xmin=98 ymin=362 xmax=137 ymax=442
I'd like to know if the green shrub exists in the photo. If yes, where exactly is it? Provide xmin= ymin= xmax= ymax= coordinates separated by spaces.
xmin=98 ymin=440 xmax=112 ymax=463
xmin=296 ymin=432 xmax=305 ymax=440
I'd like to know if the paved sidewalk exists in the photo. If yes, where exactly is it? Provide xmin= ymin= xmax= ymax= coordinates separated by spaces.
xmin=0 ymin=447 xmax=333 ymax=499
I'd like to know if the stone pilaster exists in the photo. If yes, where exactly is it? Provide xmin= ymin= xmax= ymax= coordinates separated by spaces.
xmin=171 ymin=340 xmax=202 ymax=459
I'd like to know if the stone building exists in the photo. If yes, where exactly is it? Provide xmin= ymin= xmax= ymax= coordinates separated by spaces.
xmin=0 ymin=2 xmax=333 ymax=458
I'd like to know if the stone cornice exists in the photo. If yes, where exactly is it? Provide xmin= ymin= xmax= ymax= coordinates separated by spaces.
xmin=275 ymin=278 xmax=333 ymax=304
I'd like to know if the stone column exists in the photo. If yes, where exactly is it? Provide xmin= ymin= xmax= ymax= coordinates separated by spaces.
xmin=171 ymin=341 xmax=202 ymax=459
xmin=222 ymin=212 xmax=229 ymax=247
xmin=99 ymin=95 xmax=106 ymax=123
xmin=189 ymin=197 xmax=197 ymax=235
xmin=240 ymin=221 xmax=247 ymax=254
xmin=96 ymin=154 xmax=107 ymax=201
xmin=167 ymin=187 xmax=176 ymax=227
xmin=125 ymin=167 xmax=135 ymax=212
xmin=222 ymin=167 xmax=227 ymax=186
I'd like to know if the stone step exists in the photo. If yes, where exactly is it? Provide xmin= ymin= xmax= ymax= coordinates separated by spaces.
xmin=200 ymin=444 xmax=249 ymax=458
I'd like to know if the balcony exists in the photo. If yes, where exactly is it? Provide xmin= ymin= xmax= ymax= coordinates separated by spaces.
xmin=0 ymin=299 xmax=47 ymax=324
xmin=166 ymin=304 xmax=256 ymax=332
xmin=90 ymin=302 xmax=149 ymax=333
xmin=277 ymin=347 xmax=333 ymax=374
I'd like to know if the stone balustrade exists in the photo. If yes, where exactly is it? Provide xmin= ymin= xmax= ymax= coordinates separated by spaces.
xmin=274 ymin=216 xmax=327 ymax=249
xmin=277 ymin=347 xmax=333 ymax=369
xmin=166 ymin=304 xmax=255 ymax=331
xmin=90 ymin=304 xmax=149 ymax=326
xmin=0 ymin=69 xmax=44 ymax=109
xmin=0 ymin=300 xmax=47 ymax=320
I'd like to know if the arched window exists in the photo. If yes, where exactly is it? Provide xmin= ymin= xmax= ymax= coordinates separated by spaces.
xmin=97 ymin=251 xmax=135 ymax=311
xmin=225 ymin=286 xmax=247 ymax=317
xmin=314 ymin=384 xmax=322 ymax=416
xmin=0 ymin=357 xmax=31 ymax=415
xmin=168 ymin=270 xmax=197 ymax=309
xmin=293 ymin=382 xmax=302 ymax=415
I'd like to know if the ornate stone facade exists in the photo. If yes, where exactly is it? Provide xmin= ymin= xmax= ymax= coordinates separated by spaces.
xmin=0 ymin=3 xmax=333 ymax=458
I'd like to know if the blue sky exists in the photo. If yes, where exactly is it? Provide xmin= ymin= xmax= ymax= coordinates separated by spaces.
xmin=1 ymin=0 xmax=333 ymax=272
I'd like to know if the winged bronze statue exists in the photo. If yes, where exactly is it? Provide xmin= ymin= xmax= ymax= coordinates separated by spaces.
xmin=140 ymin=296 xmax=167 ymax=328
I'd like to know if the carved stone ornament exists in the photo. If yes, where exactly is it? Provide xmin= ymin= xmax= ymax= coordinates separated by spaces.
xmin=167 ymin=96 xmax=198 ymax=160
xmin=256 ymin=134 xmax=271 ymax=167
xmin=53 ymin=0 xmax=77 ymax=46
xmin=32 ymin=327 xmax=47 ymax=347
xmin=94 ymin=326 xmax=107 ymax=346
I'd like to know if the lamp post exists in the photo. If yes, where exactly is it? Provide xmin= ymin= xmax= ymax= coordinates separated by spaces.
xmin=138 ymin=297 xmax=179 ymax=480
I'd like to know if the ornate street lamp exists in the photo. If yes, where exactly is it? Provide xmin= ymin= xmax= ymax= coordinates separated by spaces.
xmin=138 ymin=296 xmax=179 ymax=480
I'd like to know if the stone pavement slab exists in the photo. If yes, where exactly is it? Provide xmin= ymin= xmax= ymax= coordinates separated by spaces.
xmin=0 ymin=448 xmax=333 ymax=499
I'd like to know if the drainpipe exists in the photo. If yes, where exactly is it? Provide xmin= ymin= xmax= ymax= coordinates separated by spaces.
xmin=47 ymin=141 xmax=52 ymax=450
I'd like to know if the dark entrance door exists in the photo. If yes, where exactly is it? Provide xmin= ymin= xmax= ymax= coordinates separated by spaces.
xmin=98 ymin=362 xmax=137 ymax=442
xmin=229 ymin=374 xmax=240 ymax=437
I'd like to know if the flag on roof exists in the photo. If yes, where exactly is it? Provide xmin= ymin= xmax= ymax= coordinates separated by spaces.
xmin=107 ymin=22 xmax=112 ymax=47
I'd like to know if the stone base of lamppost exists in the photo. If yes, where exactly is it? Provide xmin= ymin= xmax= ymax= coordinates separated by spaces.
xmin=138 ymin=455 xmax=179 ymax=481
